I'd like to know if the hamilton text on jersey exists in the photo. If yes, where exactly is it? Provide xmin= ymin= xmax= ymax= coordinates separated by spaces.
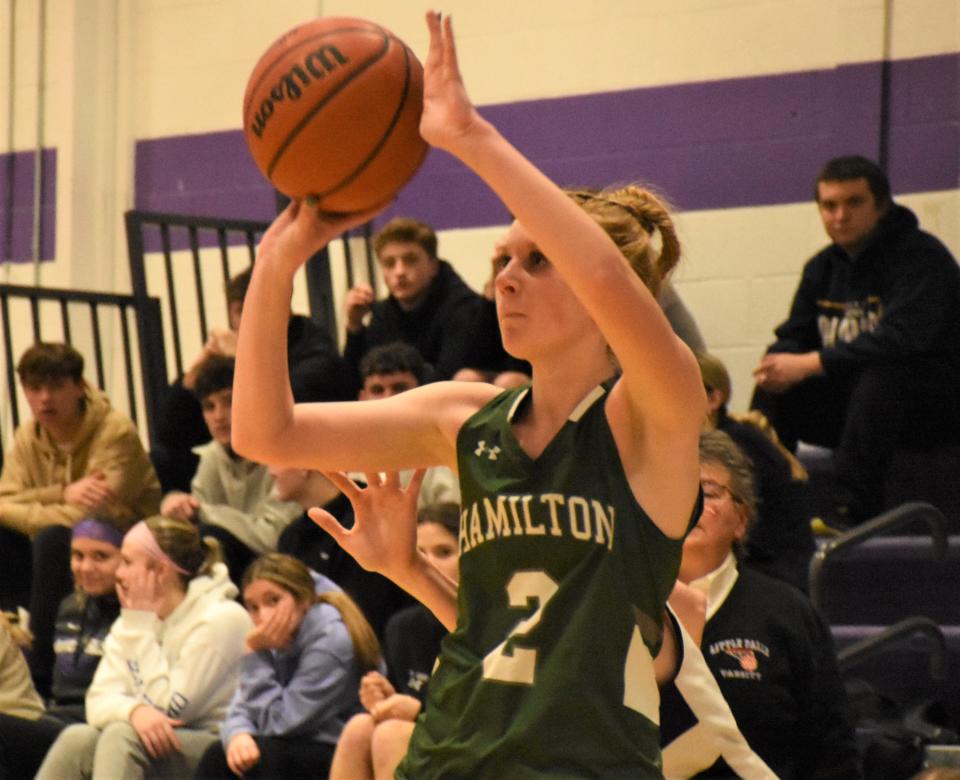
xmin=459 ymin=493 xmax=616 ymax=553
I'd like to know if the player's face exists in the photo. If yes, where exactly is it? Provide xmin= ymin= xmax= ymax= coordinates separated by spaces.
xmin=70 ymin=537 xmax=122 ymax=597
xmin=360 ymin=371 xmax=419 ymax=400
xmin=417 ymin=521 xmax=460 ymax=584
xmin=377 ymin=241 xmax=439 ymax=310
xmin=22 ymin=376 xmax=85 ymax=437
xmin=492 ymin=222 xmax=599 ymax=361
xmin=243 ymin=578 xmax=308 ymax=630
xmin=680 ymin=462 xmax=748 ymax=580
xmin=268 ymin=466 xmax=309 ymax=502
xmin=201 ymin=388 xmax=232 ymax=447
xmin=817 ymin=177 xmax=885 ymax=254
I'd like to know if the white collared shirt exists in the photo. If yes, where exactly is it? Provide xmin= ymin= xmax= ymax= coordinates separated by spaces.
xmin=688 ymin=552 xmax=739 ymax=621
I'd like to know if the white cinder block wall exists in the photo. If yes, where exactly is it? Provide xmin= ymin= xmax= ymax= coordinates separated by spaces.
xmin=1 ymin=0 xmax=957 ymax=425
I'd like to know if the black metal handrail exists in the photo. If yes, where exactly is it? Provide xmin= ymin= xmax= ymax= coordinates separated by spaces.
xmin=808 ymin=502 xmax=949 ymax=609
xmin=0 ymin=282 xmax=164 ymax=442
xmin=837 ymin=616 xmax=948 ymax=682
xmin=125 ymin=208 xmax=374 ymax=375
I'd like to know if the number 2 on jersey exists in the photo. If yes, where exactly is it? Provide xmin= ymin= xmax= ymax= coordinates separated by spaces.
xmin=482 ymin=570 xmax=558 ymax=685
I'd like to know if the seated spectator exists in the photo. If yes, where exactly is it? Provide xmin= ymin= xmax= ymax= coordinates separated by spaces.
xmin=160 ymin=355 xmax=303 ymax=585
xmin=330 ymin=503 xmax=459 ymax=780
xmin=0 ymin=342 xmax=160 ymax=695
xmin=153 ymin=266 xmax=354 ymax=494
xmin=36 ymin=516 xmax=251 ymax=780
xmin=195 ymin=553 xmax=382 ymax=780
xmin=697 ymin=352 xmax=814 ymax=590
xmin=356 ymin=342 xmax=459 ymax=507
xmin=343 ymin=217 xmax=486 ymax=380
xmin=672 ymin=430 xmax=861 ymax=779
xmin=273 ymin=464 xmax=413 ymax=641
xmin=660 ymin=600 xmax=776 ymax=780
xmin=0 ymin=612 xmax=44 ymax=720
xmin=0 ymin=518 xmax=122 ymax=779
xmin=751 ymin=155 xmax=960 ymax=525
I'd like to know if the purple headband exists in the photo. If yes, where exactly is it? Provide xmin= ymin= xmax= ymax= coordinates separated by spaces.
xmin=124 ymin=521 xmax=190 ymax=576
xmin=72 ymin=518 xmax=124 ymax=549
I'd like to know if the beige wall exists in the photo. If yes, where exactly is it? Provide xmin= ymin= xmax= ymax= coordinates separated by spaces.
xmin=0 ymin=0 xmax=957 ymax=430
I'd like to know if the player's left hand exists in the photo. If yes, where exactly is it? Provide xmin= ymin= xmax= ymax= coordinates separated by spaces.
xmin=308 ymin=469 xmax=425 ymax=582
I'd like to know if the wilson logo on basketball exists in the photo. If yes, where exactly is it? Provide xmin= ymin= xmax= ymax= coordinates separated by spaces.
xmin=250 ymin=46 xmax=350 ymax=139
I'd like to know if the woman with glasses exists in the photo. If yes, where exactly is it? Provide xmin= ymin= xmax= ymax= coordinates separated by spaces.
xmin=668 ymin=430 xmax=861 ymax=780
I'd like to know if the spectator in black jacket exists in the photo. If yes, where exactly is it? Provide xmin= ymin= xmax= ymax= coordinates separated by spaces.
xmin=672 ymin=430 xmax=861 ymax=779
xmin=153 ymin=266 xmax=354 ymax=493
xmin=751 ymin=155 xmax=960 ymax=525
xmin=698 ymin=352 xmax=814 ymax=590
xmin=342 ymin=217 xmax=486 ymax=380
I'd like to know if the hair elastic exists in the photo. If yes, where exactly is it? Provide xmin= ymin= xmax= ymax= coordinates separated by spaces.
xmin=568 ymin=190 xmax=656 ymax=234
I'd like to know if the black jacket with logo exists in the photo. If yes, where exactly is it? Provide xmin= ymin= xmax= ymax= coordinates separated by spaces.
xmin=769 ymin=204 xmax=960 ymax=379
xmin=697 ymin=567 xmax=861 ymax=780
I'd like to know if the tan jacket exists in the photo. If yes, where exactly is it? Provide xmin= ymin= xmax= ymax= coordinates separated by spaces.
xmin=0 ymin=387 xmax=161 ymax=536
xmin=0 ymin=619 xmax=44 ymax=720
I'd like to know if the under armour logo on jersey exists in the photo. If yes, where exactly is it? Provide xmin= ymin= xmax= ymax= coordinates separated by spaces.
xmin=475 ymin=440 xmax=501 ymax=460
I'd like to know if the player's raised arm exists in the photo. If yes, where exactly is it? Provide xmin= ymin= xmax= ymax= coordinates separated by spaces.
xmin=231 ymin=202 xmax=492 ymax=473
xmin=420 ymin=12 xmax=704 ymax=535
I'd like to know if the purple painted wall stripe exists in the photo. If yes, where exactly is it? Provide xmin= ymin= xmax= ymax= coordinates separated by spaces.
xmin=0 ymin=149 xmax=58 ymax=263
xmin=134 ymin=52 xmax=958 ymax=233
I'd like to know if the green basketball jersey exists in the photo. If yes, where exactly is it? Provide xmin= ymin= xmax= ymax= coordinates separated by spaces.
xmin=397 ymin=383 xmax=698 ymax=779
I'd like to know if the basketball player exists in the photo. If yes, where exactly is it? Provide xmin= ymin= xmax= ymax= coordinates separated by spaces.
xmin=232 ymin=11 xmax=704 ymax=778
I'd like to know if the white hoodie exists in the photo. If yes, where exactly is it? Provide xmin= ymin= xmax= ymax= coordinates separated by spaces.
xmin=85 ymin=562 xmax=251 ymax=733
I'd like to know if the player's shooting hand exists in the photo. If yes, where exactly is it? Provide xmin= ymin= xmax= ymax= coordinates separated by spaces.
xmin=256 ymin=200 xmax=383 ymax=278
xmin=130 ymin=704 xmax=183 ymax=759
xmin=64 ymin=471 xmax=116 ymax=509
xmin=308 ymin=469 xmax=426 ymax=581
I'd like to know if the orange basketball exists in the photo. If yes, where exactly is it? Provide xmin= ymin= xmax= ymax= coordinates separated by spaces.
xmin=243 ymin=17 xmax=428 ymax=213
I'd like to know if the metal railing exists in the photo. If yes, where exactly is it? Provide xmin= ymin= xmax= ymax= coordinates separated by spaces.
xmin=0 ymin=282 xmax=163 ymax=442
xmin=837 ymin=616 xmax=949 ymax=682
xmin=808 ymin=501 xmax=949 ymax=609
xmin=124 ymin=209 xmax=377 ymax=446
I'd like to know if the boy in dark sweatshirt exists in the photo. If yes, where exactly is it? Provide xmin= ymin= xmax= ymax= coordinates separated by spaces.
xmin=751 ymin=155 xmax=960 ymax=524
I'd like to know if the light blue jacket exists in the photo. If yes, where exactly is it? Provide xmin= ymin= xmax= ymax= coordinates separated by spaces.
xmin=220 ymin=572 xmax=366 ymax=746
